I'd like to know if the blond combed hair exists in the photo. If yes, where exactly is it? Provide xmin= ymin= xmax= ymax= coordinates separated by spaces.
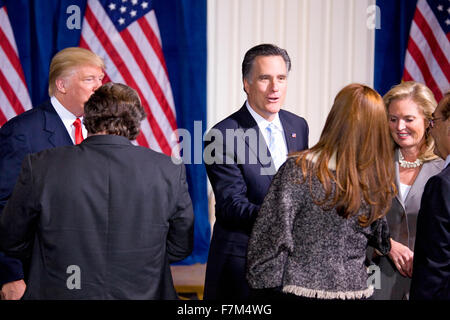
xmin=383 ymin=81 xmax=438 ymax=161
xmin=292 ymin=84 xmax=396 ymax=227
xmin=48 ymin=47 xmax=105 ymax=96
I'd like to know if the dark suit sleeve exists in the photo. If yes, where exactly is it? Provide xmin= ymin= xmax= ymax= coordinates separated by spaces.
xmin=0 ymin=154 xmax=39 ymax=264
xmin=204 ymin=127 xmax=261 ymax=231
xmin=0 ymin=252 xmax=24 ymax=286
xmin=0 ymin=121 xmax=31 ymax=213
xmin=166 ymin=163 xmax=194 ymax=263
xmin=410 ymin=173 xmax=450 ymax=300
xmin=0 ymin=122 xmax=30 ymax=285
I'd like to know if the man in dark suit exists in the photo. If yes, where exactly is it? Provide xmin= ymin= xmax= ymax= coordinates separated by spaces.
xmin=0 ymin=47 xmax=105 ymax=299
xmin=0 ymin=83 xmax=194 ymax=299
xmin=410 ymin=91 xmax=450 ymax=300
xmin=203 ymin=44 xmax=309 ymax=300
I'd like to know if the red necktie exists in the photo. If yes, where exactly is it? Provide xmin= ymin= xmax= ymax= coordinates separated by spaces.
xmin=73 ymin=118 xmax=84 ymax=144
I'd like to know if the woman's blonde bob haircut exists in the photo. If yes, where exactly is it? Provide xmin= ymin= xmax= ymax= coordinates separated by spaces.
xmin=383 ymin=81 xmax=438 ymax=161
xmin=293 ymin=83 xmax=396 ymax=227
xmin=48 ymin=47 xmax=105 ymax=96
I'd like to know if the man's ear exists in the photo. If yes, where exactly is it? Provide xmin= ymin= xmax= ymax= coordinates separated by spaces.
xmin=243 ymin=78 xmax=249 ymax=95
xmin=55 ymin=78 xmax=67 ymax=94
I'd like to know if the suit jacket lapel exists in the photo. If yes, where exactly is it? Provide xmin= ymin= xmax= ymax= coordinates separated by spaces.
xmin=279 ymin=111 xmax=299 ymax=153
xmin=234 ymin=104 xmax=274 ymax=180
xmin=41 ymin=101 xmax=73 ymax=147
xmin=405 ymin=160 xmax=439 ymax=204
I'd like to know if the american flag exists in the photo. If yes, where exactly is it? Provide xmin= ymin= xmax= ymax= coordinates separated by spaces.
xmin=403 ymin=0 xmax=450 ymax=101
xmin=80 ymin=0 xmax=178 ymax=155
xmin=0 ymin=0 xmax=32 ymax=126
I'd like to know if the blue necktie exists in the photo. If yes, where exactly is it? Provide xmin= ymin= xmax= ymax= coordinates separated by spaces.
xmin=266 ymin=123 xmax=284 ymax=170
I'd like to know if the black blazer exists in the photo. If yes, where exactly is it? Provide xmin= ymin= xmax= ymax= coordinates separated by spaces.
xmin=0 ymin=100 xmax=72 ymax=285
xmin=203 ymin=104 xmax=308 ymax=299
xmin=0 ymin=135 xmax=194 ymax=299
xmin=410 ymin=164 xmax=450 ymax=300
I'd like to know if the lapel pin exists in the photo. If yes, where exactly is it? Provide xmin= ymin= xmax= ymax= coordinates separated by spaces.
xmin=291 ymin=133 xmax=296 ymax=138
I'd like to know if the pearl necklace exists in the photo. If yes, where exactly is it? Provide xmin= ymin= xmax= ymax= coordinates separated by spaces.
xmin=399 ymin=151 xmax=423 ymax=168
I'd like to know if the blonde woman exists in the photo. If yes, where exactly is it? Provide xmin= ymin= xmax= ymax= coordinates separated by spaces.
xmin=370 ymin=81 xmax=444 ymax=300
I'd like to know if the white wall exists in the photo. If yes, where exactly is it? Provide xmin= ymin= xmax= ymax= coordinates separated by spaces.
xmin=207 ymin=0 xmax=376 ymax=146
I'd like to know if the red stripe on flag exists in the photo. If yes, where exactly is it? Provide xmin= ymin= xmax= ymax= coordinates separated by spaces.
xmin=0 ymin=27 xmax=28 ymax=86
xmin=84 ymin=6 xmax=171 ymax=155
xmin=414 ymin=9 xmax=450 ymax=82
xmin=102 ymin=74 xmax=111 ymax=84
xmin=137 ymin=18 xmax=169 ymax=76
xmin=407 ymin=39 xmax=443 ymax=101
xmin=0 ymin=68 xmax=26 ymax=115
xmin=0 ymin=108 xmax=7 ymax=126
xmin=135 ymin=133 xmax=150 ymax=148
xmin=79 ymin=36 xmax=91 ymax=53
xmin=120 ymin=28 xmax=177 ymax=130
xmin=403 ymin=68 xmax=414 ymax=82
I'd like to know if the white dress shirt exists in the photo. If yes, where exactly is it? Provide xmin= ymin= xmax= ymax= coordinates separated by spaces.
xmin=51 ymin=96 xmax=87 ymax=144
xmin=399 ymin=182 xmax=412 ymax=203
xmin=246 ymin=101 xmax=288 ymax=170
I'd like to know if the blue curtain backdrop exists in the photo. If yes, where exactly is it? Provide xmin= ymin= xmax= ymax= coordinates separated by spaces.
xmin=4 ymin=0 xmax=210 ymax=264
xmin=374 ymin=0 xmax=417 ymax=96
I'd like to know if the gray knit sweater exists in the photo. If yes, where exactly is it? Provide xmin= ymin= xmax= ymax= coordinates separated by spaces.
xmin=246 ymin=156 xmax=391 ymax=299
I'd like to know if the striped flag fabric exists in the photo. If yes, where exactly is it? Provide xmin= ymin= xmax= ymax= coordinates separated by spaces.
xmin=80 ymin=0 xmax=178 ymax=155
xmin=0 ymin=0 xmax=32 ymax=127
xmin=403 ymin=0 xmax=450 ymax=101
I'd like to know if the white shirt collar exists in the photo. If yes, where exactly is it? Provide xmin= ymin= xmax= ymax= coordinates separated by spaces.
xmin=50 ymin=96 xmax=87 ymax=144
xmin=245 ymin=100 xmax=283 ymax=131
